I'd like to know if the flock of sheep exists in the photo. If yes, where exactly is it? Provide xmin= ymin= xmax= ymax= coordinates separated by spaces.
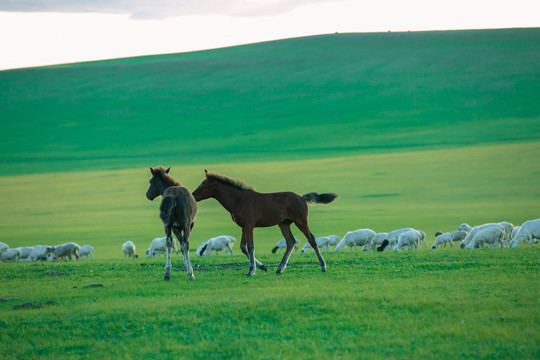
xmin=1 ymin=218 xmax=538 ymax=263
xmin=0 ymin=242 xmax=94 ymax=263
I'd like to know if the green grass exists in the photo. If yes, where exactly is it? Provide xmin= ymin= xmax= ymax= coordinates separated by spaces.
xmin=1 ymin=28 xmax=539 ymax=359
xmin=1 ymin=28 xmax=539 ymax=175
xmin=0 ymin=141 xmax=538 ymax=257
xmin=0 ymin=250 xmax=538 ymax=359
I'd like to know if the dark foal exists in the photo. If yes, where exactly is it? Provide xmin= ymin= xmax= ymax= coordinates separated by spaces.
xmin=146 ymin=166 xmax=197 ymax=281
xmin=192 ymin=170 xmax=337 ymax=276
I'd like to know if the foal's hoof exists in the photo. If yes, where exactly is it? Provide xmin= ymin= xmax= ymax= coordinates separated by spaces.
xmin=321 ymin=267 xmax=327 ymax=273
xmin=164 ymin=275 xmax=171 ymax=281
xmin=275 ymin=270 xmax=282 ymax=275
xmin=188 ymin=275 xmax=195 ymax=281
xmin=259 ymin=264 xmax=268 ymax=272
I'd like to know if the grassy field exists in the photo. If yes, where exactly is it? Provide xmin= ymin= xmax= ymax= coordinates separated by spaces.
xmin=0 ymin=141 xmax=538 ymax=257
xmin=0 ymin=250 xmax=538 ymax=359
xmin=1 ymin=28 xmax=539 ymax=359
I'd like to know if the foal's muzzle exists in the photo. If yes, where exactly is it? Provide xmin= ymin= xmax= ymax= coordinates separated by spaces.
xmin=146 ymin=191 xmax=157 ymax=201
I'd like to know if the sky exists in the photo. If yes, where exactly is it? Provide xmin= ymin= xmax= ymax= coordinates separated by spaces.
xmin=0 ymin=0 xmax=539 ymax=70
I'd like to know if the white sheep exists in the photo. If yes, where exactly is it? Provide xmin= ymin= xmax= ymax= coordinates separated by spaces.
xmin=0 ymin=242 xmax=9 ymax=260
xmin=364 ymin=232 xmax=388 ymax=251
xmin=327 ymin=235 xmax=340 ymax=248
xmin=498 ymin=221 xmax=514 ymax=247
xmin=48 ymin=242 xmax=81 ymax=261
xmin=196 ymin=235 xmax=235 ymax=256
xmin=271 ymin=237 xmax=300 ymax=254
xmin=14 ymin=247 xmax=34 ymax=261
xmin=195 ymin=241 xmax=210 ymax=256
xmin=146 ymin=237 xmax=179 ymax=258
xmin=459 ymin=223 xmax=504 ymax=249
xmin=393 ymin=230 xmax=425 ymax=251
xmin=122 ymin=241 xmax=138 ymax=258
xmin=1 ymin=248 xmax=21 ymax=262
xmin=458 ymin=223 xmax=473 ymax=232
xmin=79 ymin=245 xmax=94 ymax=260
xmin=26 ymin=246 xmax=55 ymax=262
xmin=378 ymin=228 xmax=414 ymax=251
xmin=466 ymin=226 xmax=505 ymax=249
xmin=334 ymin=229 xmax=376 ymax=252
xmin=432 ymin=232 xmax=454 ymax=249
xmin=301 ymin=236 xmax=332 ymax=253
xmin=510 ymin=219 xmax=540 ymax=248
xmin=511 ymin=226 xmax=520 ymax=240
xmin=432 ymin=230 xmax=468 ymax=249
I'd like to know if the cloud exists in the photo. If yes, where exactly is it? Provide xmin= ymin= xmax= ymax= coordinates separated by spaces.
xmin=0 ymin=0 xmax=342 ymax=19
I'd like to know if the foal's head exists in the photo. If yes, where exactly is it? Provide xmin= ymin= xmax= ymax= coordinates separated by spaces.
xmin=146 ymin=166 xmax=180 ymax=201
xmin=192 ymin=170 xmax=216 ymax=201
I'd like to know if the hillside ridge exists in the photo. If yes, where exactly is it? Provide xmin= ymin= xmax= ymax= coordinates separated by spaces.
xmin=1 ymin=28 xmax=539 ymax=175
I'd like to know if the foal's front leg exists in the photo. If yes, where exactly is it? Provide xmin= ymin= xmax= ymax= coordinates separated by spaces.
xmin=241 ymin=227 xmax=256 ymax=277
xmin=241 ymin=227 xmax=268 ymax=277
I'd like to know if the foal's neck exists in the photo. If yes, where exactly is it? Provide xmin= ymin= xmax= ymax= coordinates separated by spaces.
xmin=161 ymin=177 xmax=181 ymax=193
xmin=213 ymin=184 xmax=245 ymax=213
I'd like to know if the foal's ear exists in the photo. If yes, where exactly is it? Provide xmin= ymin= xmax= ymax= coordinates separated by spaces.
xmin=149 ymin=167 xmax=155 ymax=176
xmin=204 ymin=169 xmax=208 ymax=175
xmin=165 ymin=167 xmax=170 ymax=174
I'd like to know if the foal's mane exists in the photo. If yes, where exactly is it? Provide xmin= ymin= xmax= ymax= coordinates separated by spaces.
xmin=206 ymin=172 xmax=253 ymax=192
xmin=153 ymin=166 xmax=181 ymax=186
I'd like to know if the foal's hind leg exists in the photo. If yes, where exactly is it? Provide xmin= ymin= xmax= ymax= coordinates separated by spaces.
xmin=163 ymin=225 xmax=173 ymax=280
xmin=173 ymin=225 xmax=195 ymax=281
xmin=295 ymin=221 xmax=327 ymax=273
xmin=276 ymin=222 xmax=296 ymax=275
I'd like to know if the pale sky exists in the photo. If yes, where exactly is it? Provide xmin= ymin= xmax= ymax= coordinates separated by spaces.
xmin=0 ymin=0 xmax=539 ymax=70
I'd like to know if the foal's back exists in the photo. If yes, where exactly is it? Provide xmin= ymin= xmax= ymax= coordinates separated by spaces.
xmin=160 ymin=186 xmax=198 ymax=226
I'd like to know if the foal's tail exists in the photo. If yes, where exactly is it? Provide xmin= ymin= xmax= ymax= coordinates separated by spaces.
xmin=271 ymin=246 xmax=279 ymax=254
xmin=302 ymin=192 xmax=338 ymax=205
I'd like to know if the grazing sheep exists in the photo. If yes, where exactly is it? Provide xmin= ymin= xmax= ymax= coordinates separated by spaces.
xmin=26 ymin=246 xmax=55 ymax=262
xmin=79 ymin=245 xmax=94 ymax=260
xmin=14 ymin=247 xmax=34 ymax=261
xmin=510 ymin=219 xmax=540 ymax=248
xmin=379 ymin=228 xmax=415 ymax=251
xmin=301 ymin=236 xmax=332 ymax=253
xmin=432 ymin=232 xmax=454 ymax=249
xmin=122 ymin=241 xmax=138 ymax=258
xmin=272 ymin=237 xmax=300 ymax=254
xmin=48 ymin=242 xmax=81 ymax=261
xmin=458 ymin=223 xmax=473 ymax=233
xmin=334 ymin=229 xmax=376 ymax=252
xmin=364 ymin=232 xmax=389 ymax=251
xmin=195 ymin=241 xmax=210 ymax=256
xmin=459 ymin=223 xmax=504 ymax=249
xmin=146 ymin=237 xmax=179 ymax=258
xmin=467 ymin=226 xmax=505 ymax=249
xmin=197 ymin=235 xmax=235 ymax=256
xmin=511 ymin=226 xmax=521 ymax=240
xmin=1 ymin=248 xmax=21 ymax=262
xmin=497 ymin=222 xmax=514 ymax=247
xmin=432 ymin=230 xmax=468 ymax=249
xmin=452 ymin=230 xmax=468 ymax=243
xmin=0 ymin=242 xmax=9 ymax=260
xmin=327 ymin=235 xmax=340 ymax=248
xmin=393 ymin=230 xmax=425 ymax=251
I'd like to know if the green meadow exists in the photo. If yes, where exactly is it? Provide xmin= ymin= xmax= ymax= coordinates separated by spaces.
xmin=0 ymin=142 xmax=539 ymax=256
xmin=0 ymin=251 xmax=538 ymax=359
xmin=1 ymin=28 xmax=539 ymax=359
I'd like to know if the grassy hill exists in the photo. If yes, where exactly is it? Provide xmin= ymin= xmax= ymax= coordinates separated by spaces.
xmin=1 ymin=28 xmax=539 ymax=360
xmin=1 ymin=28 xmax=539 ymax=175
